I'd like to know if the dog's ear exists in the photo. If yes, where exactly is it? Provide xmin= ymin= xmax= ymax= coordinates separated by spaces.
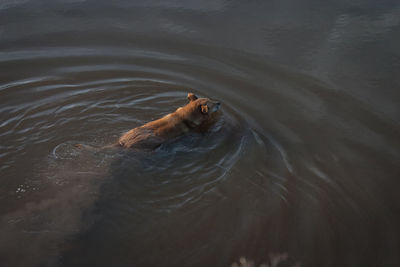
xmin=201 ymin=104 xmax=209 ymax=114
xmin=187 ymin=93 xmax=198 ymax=102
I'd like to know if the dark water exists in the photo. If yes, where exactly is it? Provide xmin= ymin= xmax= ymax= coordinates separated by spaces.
xmin=1 ymin=1 xmax=400 ymax=266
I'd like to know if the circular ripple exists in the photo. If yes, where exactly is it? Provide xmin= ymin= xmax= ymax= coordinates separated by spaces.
xmin=0 ymin=41 xmax=343 ymax=266
xmin=0 ymin=42 xmax=296 ymax=219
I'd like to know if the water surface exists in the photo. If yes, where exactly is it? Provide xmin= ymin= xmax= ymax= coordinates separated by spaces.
xmin=0 ymin=1 xmax=399 ymax=266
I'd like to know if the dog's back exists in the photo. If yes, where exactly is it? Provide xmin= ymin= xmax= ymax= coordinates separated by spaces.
xmin=77 ymin=93 xmax=220 ymax=151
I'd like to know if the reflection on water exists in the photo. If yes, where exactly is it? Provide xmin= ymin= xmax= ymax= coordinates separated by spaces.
xmin=1 ymin=0 xmax=399 ymax=266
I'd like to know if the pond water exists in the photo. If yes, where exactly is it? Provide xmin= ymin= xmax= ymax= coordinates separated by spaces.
xmin=0 ymin=1 xmax=399 ymax=266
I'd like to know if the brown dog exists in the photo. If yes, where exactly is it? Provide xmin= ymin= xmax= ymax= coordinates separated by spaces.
xmin=117 ymin=93 xmax=220 ymax=149
xmin=76 ymin=93 xmax=220 ymax=150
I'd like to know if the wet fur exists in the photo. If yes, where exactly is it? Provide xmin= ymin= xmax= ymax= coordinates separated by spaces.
xmin=76 ymin=93 xmax=220 ymax=150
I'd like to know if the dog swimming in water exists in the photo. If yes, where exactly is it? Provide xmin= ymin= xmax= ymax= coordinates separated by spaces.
xmin=76 ymin=93 xmax=220 ymax=151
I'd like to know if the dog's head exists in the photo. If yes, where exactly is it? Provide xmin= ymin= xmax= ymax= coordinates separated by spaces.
xmin=178 ymin=92 xmax=221 ymax=127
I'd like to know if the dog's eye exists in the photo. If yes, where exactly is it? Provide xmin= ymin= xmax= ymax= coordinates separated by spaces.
xmin=200 ymin=104 xmax=208 ymax=114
